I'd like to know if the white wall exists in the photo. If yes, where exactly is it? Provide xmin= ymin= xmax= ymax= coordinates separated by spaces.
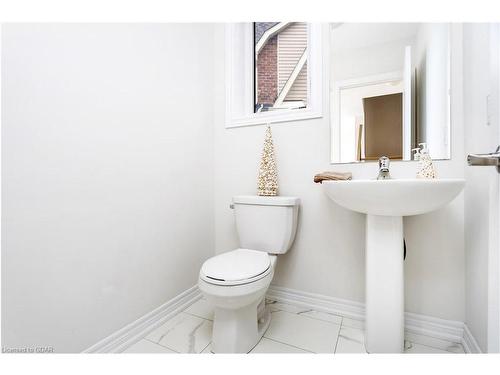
xmin=1 ymin=24 xmax=215 ymax=353
xmin=463 ymin=23 xmax=499 ymax=353
xmin=214 ymin=24 xmax=465 ymax=321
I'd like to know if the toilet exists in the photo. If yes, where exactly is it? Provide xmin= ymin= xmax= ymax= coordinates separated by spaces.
xmin=198 ymin=195 xmax=300 ymax=353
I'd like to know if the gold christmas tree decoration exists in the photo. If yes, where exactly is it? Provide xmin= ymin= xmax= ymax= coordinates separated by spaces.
xmin=416 ymin=157 xmax=437 ymax=179
xmin=257 ymin=124 xmax=279 ymax=196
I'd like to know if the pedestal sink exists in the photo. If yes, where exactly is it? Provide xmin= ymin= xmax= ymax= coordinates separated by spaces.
xmin=322 ymin=179 xmax=465 ymax=353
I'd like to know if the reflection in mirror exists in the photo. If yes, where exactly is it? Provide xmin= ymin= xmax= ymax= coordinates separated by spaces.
xmin=330 ymin=23 xmax=450 ymax=164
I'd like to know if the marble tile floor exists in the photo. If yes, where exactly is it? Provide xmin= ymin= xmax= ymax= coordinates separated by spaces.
xmin=122 ymin=298 xmax=466 ymax=354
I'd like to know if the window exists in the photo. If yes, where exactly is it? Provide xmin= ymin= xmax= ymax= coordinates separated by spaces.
xmin=225 ymin=23 xmax=324 ymax=128
xmin=254 ymin=22 xmax=308 ymax=113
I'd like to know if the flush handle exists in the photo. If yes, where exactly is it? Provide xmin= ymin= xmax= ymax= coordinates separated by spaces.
xmin=467 ymin=145 xmax=500 ymax=173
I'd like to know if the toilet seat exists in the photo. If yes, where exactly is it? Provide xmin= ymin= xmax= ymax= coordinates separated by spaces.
xmin=200 ymin=249 xmax=272 ymax=286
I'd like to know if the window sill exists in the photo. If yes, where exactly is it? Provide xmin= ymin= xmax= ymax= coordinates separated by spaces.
xmin=226 ymin=108 xmax=323 ymax=129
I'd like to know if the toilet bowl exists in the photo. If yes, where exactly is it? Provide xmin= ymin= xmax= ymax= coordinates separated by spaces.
xmin=198 ymin=195 xmax=299 ymax=353
xmin=199 ymin=249 xmax=277 ymax=353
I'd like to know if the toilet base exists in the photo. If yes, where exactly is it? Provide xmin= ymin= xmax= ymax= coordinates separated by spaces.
xmin=210 ymin=299 xmax=270 ymax=353
xmin=198 ymin=260 xmax=275 ymax=353
xmin=257 ymin=304 xmax=272 ymax=339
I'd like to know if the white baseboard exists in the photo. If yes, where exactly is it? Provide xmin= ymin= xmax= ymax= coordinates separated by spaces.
xmin=83 ymin=283 xmax=483 ymax=354
xmin=83 ymin=285 xmax=201 ymax=353
xmin=405 ymin=312 xmax=464 ymax=344
xmin=462 ymin=324 xmax=482 ymax=353
xmin=267 ymin=285 xmax=481 ymax=353
xmin=266 ymin=285 xmax=365 ymax=321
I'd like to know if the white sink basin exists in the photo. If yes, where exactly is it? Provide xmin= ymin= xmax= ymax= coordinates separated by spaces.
xmin=322 ymin=178 xmax=465 ymax=353
xmin=322 ymin=178 xmax=465 ymax=216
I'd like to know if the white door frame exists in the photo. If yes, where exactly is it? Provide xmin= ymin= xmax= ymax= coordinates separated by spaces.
xmin=487 ymin=22 xmax=500 ymax=353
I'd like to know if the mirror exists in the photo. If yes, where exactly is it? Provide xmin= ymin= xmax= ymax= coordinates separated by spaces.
xmin=330 ymin=23 xmax=451 ymax=163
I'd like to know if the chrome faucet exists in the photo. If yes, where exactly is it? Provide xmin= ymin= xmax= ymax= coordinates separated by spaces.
xmin=377 ymin=156 xmax=392 ymax=180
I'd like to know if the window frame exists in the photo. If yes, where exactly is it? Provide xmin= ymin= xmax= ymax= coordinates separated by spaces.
xmin=225 ymin=23 xmax=324 ymax=128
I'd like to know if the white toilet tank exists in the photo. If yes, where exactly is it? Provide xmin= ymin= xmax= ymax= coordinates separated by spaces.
xmin=232 ymin=195 xmax=300 ymax=254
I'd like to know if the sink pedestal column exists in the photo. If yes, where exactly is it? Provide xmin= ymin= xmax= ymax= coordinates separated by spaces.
xmin=365 ymin=214 xmax=404 ymax=353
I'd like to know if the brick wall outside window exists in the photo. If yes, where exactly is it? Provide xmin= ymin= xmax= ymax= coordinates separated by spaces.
xmin=256 ymin=35 xmax=278 ymax=107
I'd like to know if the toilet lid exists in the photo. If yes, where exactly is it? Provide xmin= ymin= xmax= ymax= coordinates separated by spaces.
xmin=201 ymin=249 xmax=271 ymax=282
